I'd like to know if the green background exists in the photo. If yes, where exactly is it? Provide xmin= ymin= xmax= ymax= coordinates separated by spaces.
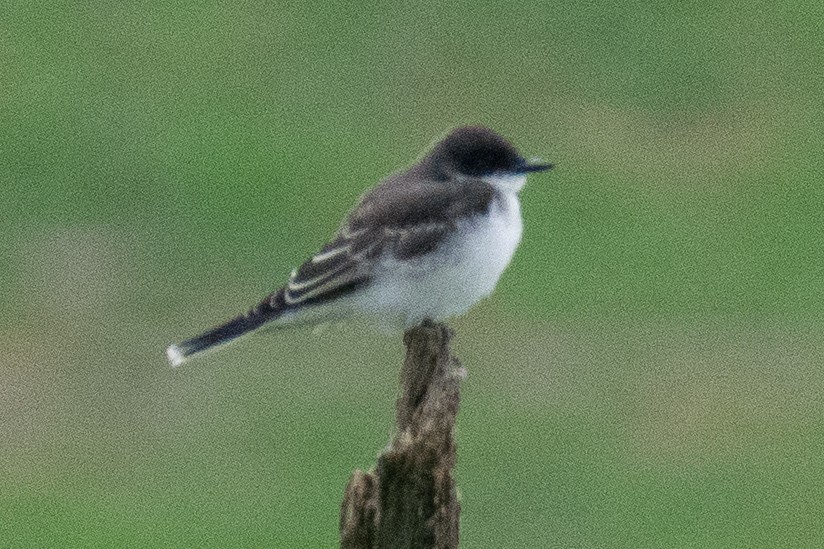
xmin=3 ymin=1 xmax=823 ymax=547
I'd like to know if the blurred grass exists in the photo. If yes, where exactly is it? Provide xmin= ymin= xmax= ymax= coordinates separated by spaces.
xmin=2 ymin=0 xmax=823 ymax=547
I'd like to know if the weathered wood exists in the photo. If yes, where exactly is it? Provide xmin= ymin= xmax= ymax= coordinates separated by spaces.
xmin=340 ymin=321 xmax=464 ymax=549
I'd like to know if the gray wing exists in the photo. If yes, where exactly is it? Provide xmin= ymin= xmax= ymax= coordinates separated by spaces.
xmin=283 ymin=175 xmax=495 ymax=307
xmin=283 ymin=227 xmax=378 ymax=306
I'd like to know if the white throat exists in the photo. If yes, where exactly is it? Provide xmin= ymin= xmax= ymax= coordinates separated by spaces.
xmin=481 ymin=173 xmax=527 ymax=193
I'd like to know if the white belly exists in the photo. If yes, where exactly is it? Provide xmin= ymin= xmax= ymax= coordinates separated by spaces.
xmin=360 ymin=192 xmax=523 ymax=328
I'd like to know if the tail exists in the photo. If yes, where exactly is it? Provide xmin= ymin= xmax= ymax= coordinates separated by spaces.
xmin=166 ymin=288 xmax=289 ymax=367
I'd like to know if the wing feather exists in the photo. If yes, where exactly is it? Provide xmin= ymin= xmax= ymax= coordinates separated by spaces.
xmin=284 ymin=230 xmax=381 ymax=306
xmin=282 ymin=175 xmax=496 ymax=307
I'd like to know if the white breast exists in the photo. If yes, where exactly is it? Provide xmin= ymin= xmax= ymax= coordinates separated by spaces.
xmin=361 ymin=190 xmax=523 ymax=329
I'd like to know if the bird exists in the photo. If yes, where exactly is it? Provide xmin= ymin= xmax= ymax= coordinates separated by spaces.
xmin=166 ymin=126 xmax=552 ymax=366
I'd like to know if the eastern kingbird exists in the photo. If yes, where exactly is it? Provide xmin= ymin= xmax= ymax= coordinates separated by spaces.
xmin=166 ymin=126 xmax=552 ymax=366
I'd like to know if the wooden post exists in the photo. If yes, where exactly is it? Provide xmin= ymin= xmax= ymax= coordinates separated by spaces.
xmin=340 ymin=321 xmax=464 ymax=549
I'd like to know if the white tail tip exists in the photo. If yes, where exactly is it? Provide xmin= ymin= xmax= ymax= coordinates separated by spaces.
xmin=166 ymin=344 xmax=186 ymax=367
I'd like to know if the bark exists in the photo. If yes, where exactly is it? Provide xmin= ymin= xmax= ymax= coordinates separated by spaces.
xmin=340 ymin=320 xmax=464 ymax=549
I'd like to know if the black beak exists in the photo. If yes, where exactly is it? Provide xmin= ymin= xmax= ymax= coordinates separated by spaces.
xmin=517 ymin=158 xmax=553 ymax=173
